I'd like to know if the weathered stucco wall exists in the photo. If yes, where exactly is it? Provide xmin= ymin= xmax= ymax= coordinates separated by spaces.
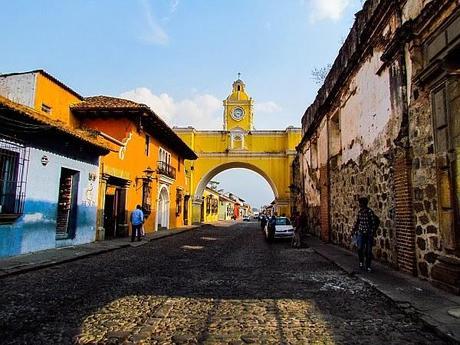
xmin=0 ymin=73 xmax=36 ymax=108
xmin=327 ymin=51 xmax=401 ymax=265
xmin=0 ymin=147 xmax=99 ymax=258
xmin=340 ymin=53 xmax=396 ymax=163
xmin=299 ymin=0 xmax=460 ymax=292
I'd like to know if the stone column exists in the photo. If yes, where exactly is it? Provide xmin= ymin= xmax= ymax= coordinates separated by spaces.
xmin=394 ymin=147 xmax=416 ymax=274
xmin=192 ymin=196 xmax=203 ymax=224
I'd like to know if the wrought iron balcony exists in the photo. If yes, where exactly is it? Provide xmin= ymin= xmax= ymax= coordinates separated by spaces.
xmin=157 ymin=161 xmax=176 ymax=180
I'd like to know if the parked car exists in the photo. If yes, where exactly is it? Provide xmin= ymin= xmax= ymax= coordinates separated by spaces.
xmin=243 ymin=216 xmax=251 ymax=222
xmin=264 ymin=217 xmax=294 ymax=242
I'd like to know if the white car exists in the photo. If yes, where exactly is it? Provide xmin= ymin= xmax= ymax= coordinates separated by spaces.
xmin=264 ymin=217 xmax=294 ymax=241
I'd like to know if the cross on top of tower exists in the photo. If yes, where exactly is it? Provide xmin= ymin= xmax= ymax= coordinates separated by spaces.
xmin=237 ymin=72 xmax=241 ymax=80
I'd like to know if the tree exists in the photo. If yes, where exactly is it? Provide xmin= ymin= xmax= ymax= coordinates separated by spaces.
xmin=311 ymin=64 xmax=332 ymax=85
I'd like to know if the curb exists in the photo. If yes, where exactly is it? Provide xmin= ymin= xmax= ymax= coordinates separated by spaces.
xmin=311 ymin=246 xmax=460 ymax=345
xmin=0 ymin=224 xmax=204 ymax=279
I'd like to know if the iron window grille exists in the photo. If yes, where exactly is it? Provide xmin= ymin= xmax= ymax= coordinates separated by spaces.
xmin=157 ymin=161 xmax=177 ymax=180
xmin=0 ymin=136 xmax=29 ymax=222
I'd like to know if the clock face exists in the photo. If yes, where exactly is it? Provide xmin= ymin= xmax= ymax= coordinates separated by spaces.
xmin=231 ymin=107 xmax=244 ymax=121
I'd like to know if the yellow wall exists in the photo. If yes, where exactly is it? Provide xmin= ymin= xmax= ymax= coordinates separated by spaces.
xmin=202 ymin=188 xmax=219 ymax=223
xmin=34 ymin=73 xmax=81 ymax=127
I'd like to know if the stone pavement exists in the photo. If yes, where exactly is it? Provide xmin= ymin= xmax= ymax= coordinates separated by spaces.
xmin=0 ymin=221 xmax=235 ymax=279
xmin=0 ymin=221 xmax=450 ymax=344
xmin=307 ymin=236 xmax=460 ymax=344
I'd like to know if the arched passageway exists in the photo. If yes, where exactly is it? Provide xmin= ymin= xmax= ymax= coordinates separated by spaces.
xmin=190 ymin=161 xmax=287 ymax=224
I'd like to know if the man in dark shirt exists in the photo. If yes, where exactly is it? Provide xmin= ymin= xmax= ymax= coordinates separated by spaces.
xmin=260 ymin=214 xmax=267 ymax=231
xmin=353 ymin=197 xmax=379 ymax=272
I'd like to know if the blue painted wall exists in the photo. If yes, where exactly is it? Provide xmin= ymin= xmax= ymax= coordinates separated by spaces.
xmin=0 ymin=147 xmax=100 ymax=258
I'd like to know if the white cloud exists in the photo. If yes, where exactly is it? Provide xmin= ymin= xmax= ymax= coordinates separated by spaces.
xmin=309 ymin=0 xmax=351 ymax=22
xmin=140 ymin=0 xmax=169 ymax=45
xmin=170 ymin=0 xmax=180 ymax=13
xmin=120 ymin=88 xmax=222 ymax=129
xmin=255 ymin=101 xmax=282 ymax=113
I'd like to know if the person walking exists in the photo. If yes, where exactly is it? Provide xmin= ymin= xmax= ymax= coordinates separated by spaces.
xmin=291 ymin=211 xmax=301 ymax=248
xmin=130 ymin=204 xmax=144 ymax=242
xmin=292 ymin=211 xmax=308 ymax=248
xmin=260 ymin=214 xmax=267 ymax=232
xmin=352 ymin=197 xmax=379 ymax=272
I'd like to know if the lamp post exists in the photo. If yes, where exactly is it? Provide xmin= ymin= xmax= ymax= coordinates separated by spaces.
xmin=141 ymin=166 xmax=155 ymax=215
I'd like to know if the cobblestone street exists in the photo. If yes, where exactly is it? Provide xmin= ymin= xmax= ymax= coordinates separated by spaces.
xmin=0 ymin=222 xmax=450 ymax=345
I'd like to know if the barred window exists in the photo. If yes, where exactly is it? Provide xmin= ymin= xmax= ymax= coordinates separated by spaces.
xmin=0 ymin=137 xmax=29 ymax=222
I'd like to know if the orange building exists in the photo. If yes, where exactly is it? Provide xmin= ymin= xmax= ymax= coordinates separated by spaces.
xmin=0 ymin=70 xmax=197 ymax=241
xmin=71 ymin=96 xmax=197 ymax=238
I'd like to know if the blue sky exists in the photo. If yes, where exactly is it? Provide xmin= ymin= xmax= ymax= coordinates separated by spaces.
xmin=1 ymin=0 xmax=363 ymax=207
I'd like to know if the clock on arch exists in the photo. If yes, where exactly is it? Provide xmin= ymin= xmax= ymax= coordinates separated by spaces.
xmin=231 ymin=107 xmax=245 ymax=121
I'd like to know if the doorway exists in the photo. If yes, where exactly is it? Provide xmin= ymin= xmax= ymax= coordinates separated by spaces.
xmin=183 ymin=195 xmax=190 ymax=225
xmin=158 ymin=186 xmax=170 ymax=230
xmin=56 ymin=168 xmax=80 ymax=239
xmin=103 ymin=181 xmax=127 ymax=239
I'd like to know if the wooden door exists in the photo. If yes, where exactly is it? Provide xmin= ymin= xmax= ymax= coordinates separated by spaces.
xmin=432 ymin=79 xmax=459 ymax=252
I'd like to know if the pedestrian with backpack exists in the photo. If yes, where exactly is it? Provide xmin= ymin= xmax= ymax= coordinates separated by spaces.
xmin=352 ymin=197 xmax=380 ymax=272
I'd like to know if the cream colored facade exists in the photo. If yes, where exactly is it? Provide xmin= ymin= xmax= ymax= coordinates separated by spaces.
xmin=175 ymin=78 xmax=301 ymax=224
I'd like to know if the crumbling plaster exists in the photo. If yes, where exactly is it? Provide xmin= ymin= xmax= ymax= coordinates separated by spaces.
xmin=0 ymin=73 xmax=36 ymax=108
xmin=340 ymin=52 xmax=395 ymax=163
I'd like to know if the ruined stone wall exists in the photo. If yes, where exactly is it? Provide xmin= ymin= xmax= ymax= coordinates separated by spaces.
xmin=329 ymin=151 xmax=397 ymax=265
xmin=408 ymin=90 xmax=440 ymax=278
xmin=407 ymin=0 xmax=460 ymax=283
xmin=325 ymin=43 xmax=403 ymax=263
xmin=300 ymin=147 xmax=321 ymax=237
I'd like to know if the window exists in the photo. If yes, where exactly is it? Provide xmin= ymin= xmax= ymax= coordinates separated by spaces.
xmin=41 ymin=103 xmax=52 ymax=114
xmin=145 ymin=135 xmax=150 ymax=156
xmin=158 ymin=147 xmax=176 ymax=179
xmin=276 ymin=217 xmax=291 ymax=225
xmin=159 ymin=147 xmax=171 ymax=165
xmin=211 ymin=198 xmax=218 ymax=214
xmin=0 ymin=138 xmax=28 ymax=222
xmin=237 ymin=85 xmax=241 ymax=91
xmin=206 ymin=195 xmax=212 ymax=214
xmin=328 ymin=111 xmax=341 ymax=157
xmin=56 ymin=168 xmax=80 ymax=239
xmin=310 ymin=139 xmax=318 ymax=170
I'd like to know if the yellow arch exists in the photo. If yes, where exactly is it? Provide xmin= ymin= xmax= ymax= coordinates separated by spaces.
xmin=195 ymin=162 xmax=279 ymax=200
xmin=174 ymin=127 xmax=301 ymax=224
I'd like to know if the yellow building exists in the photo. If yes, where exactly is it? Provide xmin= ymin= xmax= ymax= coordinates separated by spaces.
xmin=174 ymin=78 xmax=301 ymax=223
xmin=202 ymin=187 xmax=219 ymax=223
xmin=218 ymin=193 xmax=235 ymax=221
xmin=72 ymin=96 xmax=197 ymax=237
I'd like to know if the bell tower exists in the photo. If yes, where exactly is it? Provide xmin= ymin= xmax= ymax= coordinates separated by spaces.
xmin=223 ymin=75 xmax=254 ymax=131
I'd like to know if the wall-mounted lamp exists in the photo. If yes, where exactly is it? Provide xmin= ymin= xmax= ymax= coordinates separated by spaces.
xmin=136 ymin=166 xmax=156 ymax=185
xmin=143 ymin=166 xmax=155 ymax=180
xmin=135 ymin=166 xmax=156 ymax=215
